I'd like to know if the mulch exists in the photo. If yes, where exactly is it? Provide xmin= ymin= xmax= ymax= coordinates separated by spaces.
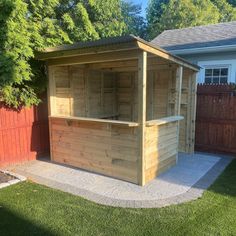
xmin=0 ymin=172 xmax=15 ymax=184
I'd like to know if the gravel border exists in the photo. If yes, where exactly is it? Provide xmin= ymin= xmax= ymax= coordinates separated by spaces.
xmin=0 ymin=170 xmax=26 ymax=189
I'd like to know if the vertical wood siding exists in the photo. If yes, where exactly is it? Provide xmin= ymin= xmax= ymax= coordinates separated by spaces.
xmin=195 ymin=84 xmax=236 ymax=154
xmin=0 ymin=94 xmax=50 ymax=167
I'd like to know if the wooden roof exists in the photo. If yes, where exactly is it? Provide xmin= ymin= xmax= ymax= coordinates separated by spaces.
xmin=36 ymin=35 xmax=199 ymax=71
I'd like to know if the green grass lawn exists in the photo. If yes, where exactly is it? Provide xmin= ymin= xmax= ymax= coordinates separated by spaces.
xmin=0 ymin=160 xmax=236 ymax=236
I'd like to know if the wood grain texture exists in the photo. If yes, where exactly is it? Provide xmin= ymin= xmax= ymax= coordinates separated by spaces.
xmin=48 ymin=58 xmax=197 ymax=185
xmin=195 ymin=84 xmax=236 ymax=154
xmin=50 ymin=117 xmax=139 ymax=183
xmin=144 ymin=121 xmax=179 ymax=183
xmin=0 ymin=94 xmax=50 ymax=167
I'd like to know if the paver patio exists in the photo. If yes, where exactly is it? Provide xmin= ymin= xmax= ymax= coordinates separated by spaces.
xmin=8 ymin=153 xmax=232 ymax=208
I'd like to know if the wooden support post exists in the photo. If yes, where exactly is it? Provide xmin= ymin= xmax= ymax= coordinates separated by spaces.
xmin=175 ymin=66 xmax=183 ymax=161
xmin=138 ymin=51 xmax=147 ymax=186
xmin=101 ymin=72 xmax=104 ymax=114
xmin=147 ymin=71 xmax=154 ymax=120
xmin=174 ymin=66 xmax=183 ymax=116
xmin=189 ymin=72 xmax=197 ymax=153
xmin=84 ymin=69 xmax=90 ymax=117
xmin=68 ymin=66 xmax=74 ymax=116
xmin=48 ymin=66 xmax=56 ymax=116
xmin=167 ymin=69 xmax=174 ymax=116
xmin=186 ymin=70 xmax=192 ymax=153
xmin=47 ymin=66 xmax=56 ymax=162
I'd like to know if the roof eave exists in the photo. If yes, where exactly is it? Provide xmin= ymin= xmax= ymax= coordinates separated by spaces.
xmin=36 ymin=40 xmax=138 ymax=60
xmin=136 ymin=39 xmax=200 ymax=71
xmin=35 ymin=35 xmax=199 ymax=71
xmin=168 ymin=44 xmax=236 ymax=55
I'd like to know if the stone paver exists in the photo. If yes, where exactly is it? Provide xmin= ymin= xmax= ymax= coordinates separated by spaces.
xmin=8 ymin=153 xmax=232 ymax=208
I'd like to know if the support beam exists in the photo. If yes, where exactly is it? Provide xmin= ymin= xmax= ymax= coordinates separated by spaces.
xmin=174 ymin=66 xmax=183 ymax=116
xmin=189 ymin=72 xmax=197 ymax=153
xmin=138 ymin=51 xmax=147 ymax=186
xmin=47 ymin=49 xmax=140 ymax=66
xmin=47 ymin=66 xmax=56 ymax=162
xmin=48 ymin=66 xmax=56 ymax=116
xmin=137 ymin=41 xmax=199 ymax=72
xmin=68 ymin=66 xmax=74 ymax=117
xmin=186 ymin=70 xmax=192 ymax=153
xmin=175 ymin=66 xmax=183 ymax=161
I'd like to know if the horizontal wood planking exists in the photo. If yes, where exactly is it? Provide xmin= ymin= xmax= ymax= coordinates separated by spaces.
xmin=50 ymin=117 xmax=139 ymax=183
xmin=48 ymin=59 xmax=197 ymax=185
xmin=47 ymin=49 xmax=141 ymax=66
xmin=144 ymin=121 xmax=178 ymax=183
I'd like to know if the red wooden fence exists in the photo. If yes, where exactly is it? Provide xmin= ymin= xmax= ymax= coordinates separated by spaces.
xmin=0 ymin=94 xmax=50 ymax=167
xmin=195 ymin=84 xmax=236 ymax=154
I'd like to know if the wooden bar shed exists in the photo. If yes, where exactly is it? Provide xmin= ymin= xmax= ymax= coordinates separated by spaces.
xmin=37 ymin=35 xmax=199 ymax=186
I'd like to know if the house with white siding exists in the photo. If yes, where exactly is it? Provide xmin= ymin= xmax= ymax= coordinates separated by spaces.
xmin=152 ymin=21 xmax=236 ymax=84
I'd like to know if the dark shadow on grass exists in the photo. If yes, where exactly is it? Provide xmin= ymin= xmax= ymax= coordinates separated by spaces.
xmin=207 ymin=159 xmax=236 ymax=197
xmin=0 ymin=206 xmax=55 ymax=236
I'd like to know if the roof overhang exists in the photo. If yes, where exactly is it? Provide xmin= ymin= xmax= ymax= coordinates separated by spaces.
xmin=36 ymin=35 xmax=199 ymax=72
xmin=169 ymin=44 xmax=236 ymax=56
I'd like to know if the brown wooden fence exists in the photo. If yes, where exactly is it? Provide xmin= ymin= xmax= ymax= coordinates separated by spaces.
xmin=195 ymin=84 xmax=236 ymax=154
xmin=0 ymin=94 xmax=50 ymax=167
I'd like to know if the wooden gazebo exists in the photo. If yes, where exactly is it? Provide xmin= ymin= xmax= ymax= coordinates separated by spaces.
xmin=37 ymin=35 xmax=199 ymax=186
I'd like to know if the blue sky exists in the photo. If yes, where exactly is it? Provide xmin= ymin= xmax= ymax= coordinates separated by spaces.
xmin=132 ymin=0 xmax=148 ymax=17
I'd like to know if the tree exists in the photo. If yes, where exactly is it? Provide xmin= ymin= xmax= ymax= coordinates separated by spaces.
xmin=59 ymin=0 xmax=125 ymax=42
xmin=147 ymin=0 xmax=169 ymax=37
xmin=147 ymin=0 xmax=236 ymax=40
xmin=0 ymin=0 xmax=39 ymax=108
xmin=0 ymin=0 xmax=126 ymax=108
xmin=147 ymin=0 xmax=220 ymax=39
xmin=121 ymin=0 xmax=147 ymax=38
xmin=226 ymin=0 xmax=236 ymax=7
xmin=211 ymin=0 xmax=236 ymax=22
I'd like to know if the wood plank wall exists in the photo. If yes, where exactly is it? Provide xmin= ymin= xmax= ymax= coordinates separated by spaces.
xmin=147 ymin=69 xmax=170 ymax=120
xmin=167 ymin=68 xmax=196 ymax=153
xmin=53 ymin=66 xmax=122 ymax=119
xmin=48 ymin=63 xmax=197 ymax=185
xmin=50 ymin=64 xmax=196 ymax=153
xmin=50 ymin=117 xmax=139 ymax=183
xmin=145 ymin=121 xmax=179 ymax=183
xmin=54 ymin=66 xmax=71 ymax=116
xmin=117 ymin=72 xmax=138 ymax=121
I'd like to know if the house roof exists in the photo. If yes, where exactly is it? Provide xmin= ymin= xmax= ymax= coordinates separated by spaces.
xmin=36 ymin=35 xmax=199 ymax=71
xmin=152 ymin=21 xmax=236 ymax=52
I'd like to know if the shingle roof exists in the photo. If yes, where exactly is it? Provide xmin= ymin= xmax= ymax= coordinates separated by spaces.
xmin=152 ymin=21 xmax=236 ymax=51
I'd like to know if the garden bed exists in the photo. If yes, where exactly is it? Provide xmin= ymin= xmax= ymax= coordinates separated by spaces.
xmin=0 ymin=171 xmax=15 ymax=183
xmin=0 ymin=171 xmax=26 ymax=189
